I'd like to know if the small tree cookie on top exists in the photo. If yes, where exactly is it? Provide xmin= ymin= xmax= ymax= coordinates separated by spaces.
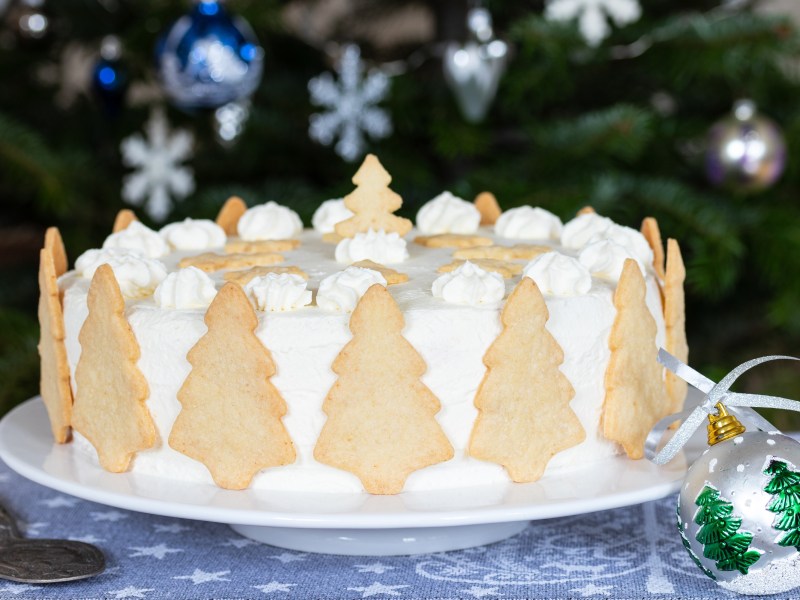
xmin=334 ymin=154 xmax=412 ymax=239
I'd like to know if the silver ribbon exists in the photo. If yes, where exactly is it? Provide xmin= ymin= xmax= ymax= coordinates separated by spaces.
xmin=646 ymin=349 xmax=800 ymax=465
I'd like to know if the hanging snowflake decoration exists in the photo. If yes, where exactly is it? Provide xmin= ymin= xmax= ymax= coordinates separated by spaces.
xmin=545 ymin=0 xmax=641 ymax=46
xmin=308 ymin=44 xmax=392 ymax=162
xmin=120 ymin=107 xmax=195 ymax=221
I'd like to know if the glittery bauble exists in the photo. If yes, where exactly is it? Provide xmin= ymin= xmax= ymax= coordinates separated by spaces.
xmin=678 ymin=431 xmax=800 ymax=595
xmin=705 ymin=100 xmax=786 ymax=193
xmin=155 ymin=0 xmax=263 ymax=110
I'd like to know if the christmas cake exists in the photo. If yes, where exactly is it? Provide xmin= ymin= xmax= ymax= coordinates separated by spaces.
xmin=38 ymin=154 xmax=687 ymax=494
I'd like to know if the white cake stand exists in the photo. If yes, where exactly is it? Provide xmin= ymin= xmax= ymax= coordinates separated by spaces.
xmin=0 ymin=398 xmax=688 ymax=556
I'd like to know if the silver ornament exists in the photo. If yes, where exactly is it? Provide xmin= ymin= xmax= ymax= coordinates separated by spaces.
xmin=679 ymin=424 xmax=800 ymax=595
xmin=705 ymin=99 xmax=786 ymax=193
xmin=443 ymin=7 xmax=508 ymax=123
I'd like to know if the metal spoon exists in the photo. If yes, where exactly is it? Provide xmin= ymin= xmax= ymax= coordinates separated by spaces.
xmin=0 ymin=501 xmax=105 ymax=583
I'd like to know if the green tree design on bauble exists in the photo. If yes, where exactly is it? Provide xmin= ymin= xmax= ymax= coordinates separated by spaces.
xmin=694 ymin=485 xmax=761 ymax=575
xmin=764 ymin=459 xmax=800 ymax=550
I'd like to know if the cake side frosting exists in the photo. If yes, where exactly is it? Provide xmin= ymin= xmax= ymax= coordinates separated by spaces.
xmin=59 ymin=224 xmax=666 ymax=494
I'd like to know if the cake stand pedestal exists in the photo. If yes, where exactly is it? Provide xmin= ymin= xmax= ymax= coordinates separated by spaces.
xmin=230 ymin=521 xmax=528 ymax=556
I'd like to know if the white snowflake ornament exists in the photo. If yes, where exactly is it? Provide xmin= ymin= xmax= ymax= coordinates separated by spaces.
xmin=545 ymin=0 xmax=641 ymax=46
xmin=308 ymin=44 xmax=392 ymax=162
xmin=120 ymin=108 xmax=195 ymax=221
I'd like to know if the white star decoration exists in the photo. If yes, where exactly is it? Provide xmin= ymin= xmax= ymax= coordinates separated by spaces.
xmin=222 ymin=537 xmax=258 ymax=549
xmin=154 ymin=523 xmax=191 ymax=534
xmin=308 ymin=44 xmax=392 ymax=162
xmin=174 ymin=569 xmax=231 ymax=585
xmin=463 ymin=586 xmax=502 ymax=598
xmin=0 ymin=583 xmax=43 ymax=596
xmin=570 ymin=583 xmax=614 ymax=597
xmin=254 ymin=581 xmax=296 ymax=595
xmin=108 ymin=586 xmax=155 ymax=599
xmin=128 ymin=543 xmax=184 ymax=559
xmin=545 ymin=0 xmax=641 ymax=46
xmin=39 ymin=496 xmax=79 ymax=508
xmin=355 ymin=562 xmax=395 ymax=574
xmin=91 ymin=510 xmax=128 ymax=522
xmin=267 ymin=552 xmax=307 ymax=564
xmin=121 ymin=107 xmax=195 ymax=221
xmin=348 ymin=582 xmax=410 ymax=598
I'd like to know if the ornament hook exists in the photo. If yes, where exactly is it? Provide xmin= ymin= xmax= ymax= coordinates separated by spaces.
xmin=707 ymin=402 xmax=745 ymax=446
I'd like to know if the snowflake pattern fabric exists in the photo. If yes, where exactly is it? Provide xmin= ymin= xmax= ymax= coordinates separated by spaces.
xmin=545 ymin=0 xmax=642 ymax=46
xmin=120 ymin=107 xmax=195 ymax=221
xmin=308 ymin=44 xmax=392 ymax=162
xmin=0 ymin=457 xmax=736 ymax=599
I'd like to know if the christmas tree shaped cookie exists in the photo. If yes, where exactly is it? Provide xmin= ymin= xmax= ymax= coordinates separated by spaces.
xmin=169 ymin=282 xmax=296 ymax=490
xmin=468 ymin=277 xmax=585 ymax=482
xmin=314 ymin=284 xmax=453 ymax=494
xmin=694 ymin=485 xmax=761 ymax=574
xmin=764 ymin=459 xmax=800 ymax=549
xmin=72 ymin=264 xmax=156 ymax=471
xmin=334 ymin=154 xmax=412 ymax=239
xmin=603 ymin=259 xmax=670 ymax=459
xmin=37 ymin=238 xmax=72 ymax=443
xmin=665 ymin=239 xmax=688 ymax=413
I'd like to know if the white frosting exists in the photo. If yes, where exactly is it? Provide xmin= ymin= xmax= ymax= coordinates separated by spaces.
xmin=416 ymin=191 xmax=480 ymax=234
xmin=74 ymin=248 xmax=167 ymax=298
xmin=579 ymin=240 xmax=644 ymax=281
xmin=316 ymin=267 xmax=387 ymax=312
xmin=334 ymin=229 xmax=409 ymax=264
xmin=246 ymin=273 xmax=312 ymax=312
xmin=561 ymin=213 xmax=654 ymax=266
xmin=60 ymin=224 xmax=668 ymax=495
xmin=102 ymin=221 xmax=169 ymax=258
xmin=312 ymin=198 xmax=353 ymax=234
xmin=561 ymin=212 xmax=614 ymax=249
xmin=159 ymin=218 xmax=226 ymax=251
xmin=431 ymin=261 xmax=505 ymax=306
xmin=238 ymin=201 xmax=303 ymax=241
xmin=495 ymin=206 xmax=562 ymax=240
xmin=154 ymin=267 xmax=217 ymax=309
xmin=523 ymin=252 xmax=592 ymax=296
xmin=601 ymin=224 xmax=654 ymax=266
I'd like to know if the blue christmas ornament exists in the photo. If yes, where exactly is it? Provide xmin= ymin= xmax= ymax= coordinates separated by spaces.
xmin=155 ymin=0 xmax=263 ymax=110
xmin=92 ymin=36 xmax=129 ymax=115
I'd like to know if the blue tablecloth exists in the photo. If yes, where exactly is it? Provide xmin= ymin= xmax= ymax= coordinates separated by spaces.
xmin=0 ymin=458 xmax=781 ymax=600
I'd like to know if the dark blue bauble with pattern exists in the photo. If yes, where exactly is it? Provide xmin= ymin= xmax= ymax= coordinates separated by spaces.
xmin=155 ymin=0 xmax=263 ymax=110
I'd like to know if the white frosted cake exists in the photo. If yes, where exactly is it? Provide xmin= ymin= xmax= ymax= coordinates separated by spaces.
xmin=38 ymin=155 xmax=687 ymax=495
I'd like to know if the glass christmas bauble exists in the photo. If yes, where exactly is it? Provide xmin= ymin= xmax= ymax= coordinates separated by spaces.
xmin=155 ymin=0 xmax=263 ymax=110
xmin=705 ymin=100 xmax=786 ymax=193
xmin=678 ymin=430 xmax=800 ymax=595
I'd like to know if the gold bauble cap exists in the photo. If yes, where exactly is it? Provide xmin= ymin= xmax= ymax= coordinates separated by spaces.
xmin=707 ymin=402 xmax=746 ymax=446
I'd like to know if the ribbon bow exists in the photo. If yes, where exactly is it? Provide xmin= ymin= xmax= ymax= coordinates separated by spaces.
xmin=646 ymin=349 xmax=800 ymax=465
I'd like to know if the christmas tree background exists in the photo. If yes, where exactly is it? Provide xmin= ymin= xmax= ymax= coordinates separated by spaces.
xmin=3 ymin=0 xmax=800 ymax=419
